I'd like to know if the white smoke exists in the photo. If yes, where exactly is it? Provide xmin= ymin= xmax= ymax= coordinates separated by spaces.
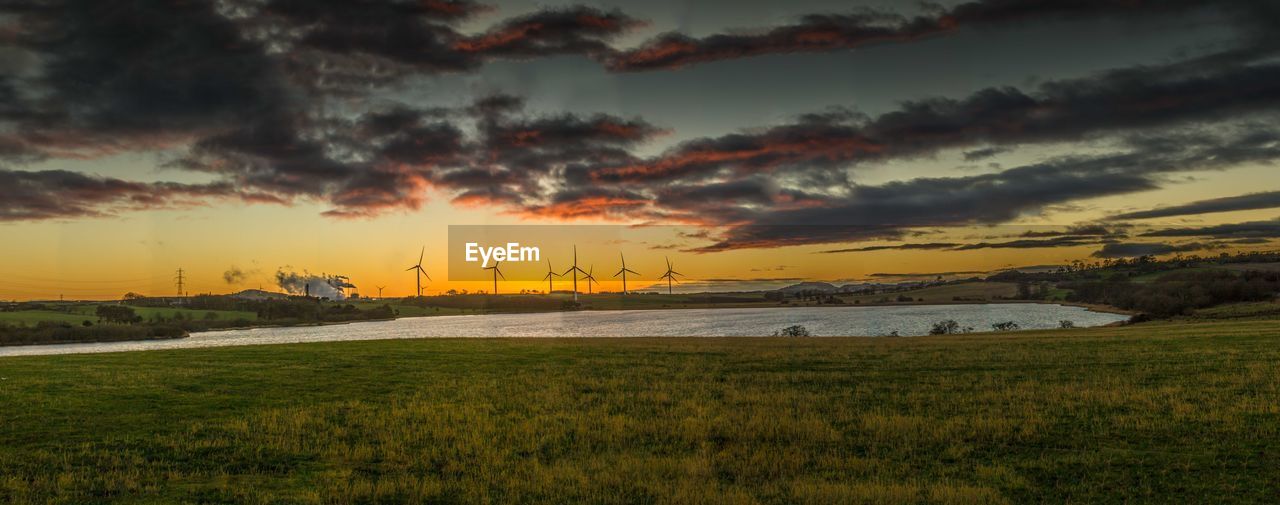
xmin=275 ymin=269 xmax=350 ymax=300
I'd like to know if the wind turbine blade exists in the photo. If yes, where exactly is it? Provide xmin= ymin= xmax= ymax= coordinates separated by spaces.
xmin=418 ymin=246 xmax=424 ymax=265
xmin=423 ymin=272 xmax=432 ymax=282
xmin=406 ymin=266 xmax=417 ymax=271
xmin=625 ymin=268 xmax=640 ymax=275
xmin=614 ymin=269 xmax=623 ymax=277
xmin=672 ymin=270 xmax=684 ymax=277
xmin=496 ymin=269 xmax=505 ymax=280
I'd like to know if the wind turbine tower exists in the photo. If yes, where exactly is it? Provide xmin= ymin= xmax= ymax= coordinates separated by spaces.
xmin=583 ymin=265 xmax=599 ymax=295
xmin=614 ymin=252 xmax=640 ymax=295
xmin=658 ymin=257 xmax=684 ymax=295
xmin=542 ymin=259 xmax=561 ymax=294
xmin=484 ymin=261 xmax=505 ymax=295
xmin=405 ymin=246 xmax=431 ymax=297
xmin=562 ymin=245 xmax=588 ymax=301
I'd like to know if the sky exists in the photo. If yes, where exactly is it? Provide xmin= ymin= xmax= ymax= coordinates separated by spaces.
xmin=2 ymin=0 xmax=1279 ymax=299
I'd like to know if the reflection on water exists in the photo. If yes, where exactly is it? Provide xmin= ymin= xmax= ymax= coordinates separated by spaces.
xmin=0 ymin=303 xmax=1126 ymax=357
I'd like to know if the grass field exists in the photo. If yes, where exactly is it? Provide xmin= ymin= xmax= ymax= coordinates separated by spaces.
xmin=1187 ymin=300 xmax=1280 ymax=320
xmin=2 ymin=320 xmax=1278 ymax=503
xmin=0 ymin=306 xmax=257 ymax=327
xmin=0 ymin=310 xmax=93 ymax=326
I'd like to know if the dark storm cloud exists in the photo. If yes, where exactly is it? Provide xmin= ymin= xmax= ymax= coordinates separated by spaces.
xmin=0 ymin=0 xmax=288 ymax=158
xmin=953 ymin=236 xmax=1100 ymax=251
xmin=1020 ymin=224 xmax=1126 ymax=238
xmin=453 ymin=7 xmax=642 ymax=58
xmin=605 ymin=0 xmax=1255 ymax=72
xmin=0 ymin=169 xmax=280 ymax=221
xmin=687 ymin=161 xmax=1158 ymax=252
xmin=262 ymin=0 xmax=487 ymax=76
xmin=1112 ymin=191 xmax=1280 ymax=220
xmin=267 ymin=2 xmax=639 ymax=83
xmin=819 ymin=242 xmax=961 ymax=253
xmin=1091 ymin=242 xmax=1214 ymax=258
xmin=605 ymin=11 xmax=941 ymax=72
xmin=686 ymin=130 xmax=1280 ymax=251
xmin=2 ymin=0 xmax=1280 ymax=250
xmin=594 ymin=53 xmax=1280 ymax=183
xmin=176 ymin=105 xmax=472 ymax=217
xmin=816 ymin=224 xmax=1130 ymax=254
xmin=962 ymin=147 xmax=1009 ymax=161
xmin=819 ymin=236 xmax=1110 ymax=254
xmin=171 ymin=93 xmax=668 ymax=217
xmin=1141 ymin=219 xmax=1280 ymax=239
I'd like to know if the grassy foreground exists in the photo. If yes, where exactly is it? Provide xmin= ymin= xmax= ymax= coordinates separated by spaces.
xmin=2 ymin=321 xmax=1279 ymax=504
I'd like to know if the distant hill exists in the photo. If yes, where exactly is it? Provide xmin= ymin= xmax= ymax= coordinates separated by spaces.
xmin=230 ymin=289 xmax=287 ymax=301
xmin=837 ymin=283 xmax=892 ymax=293
xmin=776 ymin=282 xmax=838 ymax=293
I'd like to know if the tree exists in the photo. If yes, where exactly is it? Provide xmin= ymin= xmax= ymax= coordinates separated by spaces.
xmin=96 ymin=305 xmax=140 ymax=324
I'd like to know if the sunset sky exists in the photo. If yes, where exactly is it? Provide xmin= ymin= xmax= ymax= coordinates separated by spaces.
xmin=2 ymin=0 xmax=1279 ymax=299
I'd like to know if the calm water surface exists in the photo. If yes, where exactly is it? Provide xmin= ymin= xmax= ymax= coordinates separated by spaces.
xmin=0 ymin=303 xmax=1126 ymax=357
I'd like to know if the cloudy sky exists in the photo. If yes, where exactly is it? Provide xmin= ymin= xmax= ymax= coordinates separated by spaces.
xmin=2 ymin=0 xmax=1279 ymax=298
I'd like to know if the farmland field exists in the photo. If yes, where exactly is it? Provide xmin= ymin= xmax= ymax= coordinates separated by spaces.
xmin=1 ymin=319 xmax=1278 ymax=503
xmin=0 ymin=306 xmax=256 ymax=327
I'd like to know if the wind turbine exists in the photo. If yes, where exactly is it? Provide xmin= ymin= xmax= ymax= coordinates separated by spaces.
xmin=583 ymin=265 xmax=600 ymax=295
xmin=542 ymin=259 xmax=561 ymax=294
xmin=658 ymin=256 xmax=683 ymax=295
xmin=562 ymin=245 xmax=588 ymax=301
xmin=613 ymin=252 xmax=640 ymax=295
xmin=405 ymin=246 xmax=430 ymax=297
xmin=375 ymin=286 xmax=385 ymax=299
xmin=484 ymin=260 xmax=505 ymax=295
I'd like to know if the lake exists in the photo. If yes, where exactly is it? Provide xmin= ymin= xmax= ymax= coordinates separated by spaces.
xmin=0 ymin=303 xmax=1127 ymax=357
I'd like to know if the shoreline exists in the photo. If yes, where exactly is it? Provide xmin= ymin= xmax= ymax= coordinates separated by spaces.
xmin=0 ymin=301 xmax=1130 ymax=353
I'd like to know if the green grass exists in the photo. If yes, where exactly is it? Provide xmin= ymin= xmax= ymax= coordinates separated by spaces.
xmin=0 ymin=310 xmax=94 ymax=326
xmin=1187 ymin=301 xmax=1280 ymax=320
xmin=0 ymin=307 xmax=256 ymax=327
xmin=2 ymin=320 xmax=1278 ymax=503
